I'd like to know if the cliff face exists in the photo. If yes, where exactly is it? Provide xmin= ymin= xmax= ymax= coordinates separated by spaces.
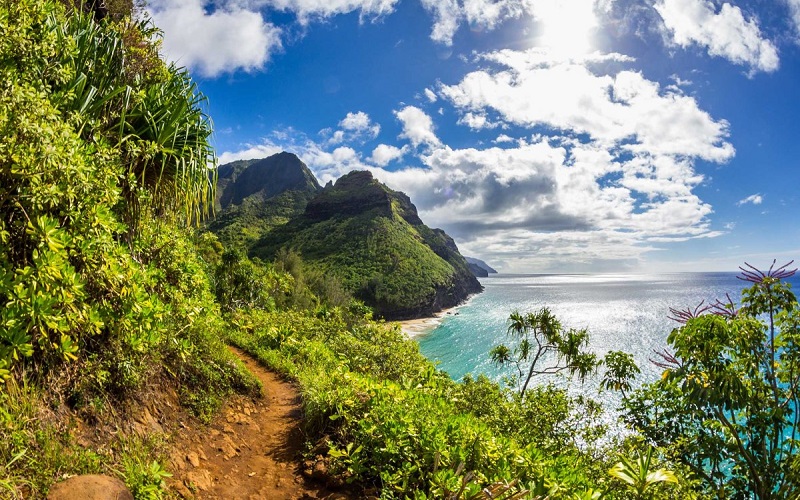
xmin=465 ymin=257 xmax=497 ymax=277
xmin=468 ymin=263 xmax=489 ymax=277
xmin=253 ymin=170 xmax=482 ymax=320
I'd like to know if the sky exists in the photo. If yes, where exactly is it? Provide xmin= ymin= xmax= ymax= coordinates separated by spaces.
xmin=148 ymin=0 xmax=800 ymax=273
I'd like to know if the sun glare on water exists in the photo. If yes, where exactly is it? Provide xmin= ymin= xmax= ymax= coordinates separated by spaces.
xmin=532 ymin=0 xmax=599 ymax=57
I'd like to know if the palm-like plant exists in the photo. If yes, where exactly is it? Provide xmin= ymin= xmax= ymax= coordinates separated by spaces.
xmin=51 ymin=10 xmax=216 ymax=226
xmin=490 ymin=308 xmax=598 ymax=397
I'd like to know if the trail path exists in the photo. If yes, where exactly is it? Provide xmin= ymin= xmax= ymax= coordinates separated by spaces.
xmin=169 ymin=348 xmax=342 ymax=499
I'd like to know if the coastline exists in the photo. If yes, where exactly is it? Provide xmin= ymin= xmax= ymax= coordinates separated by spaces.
xmin=397 ymin=293 xmax=479 ymax=339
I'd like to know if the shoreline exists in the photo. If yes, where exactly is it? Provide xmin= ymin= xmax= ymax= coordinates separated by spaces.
xmin=396 ymin=307 xmax=456 ymax=339
xmin=396 ymin=293 xmax=479 ymax=339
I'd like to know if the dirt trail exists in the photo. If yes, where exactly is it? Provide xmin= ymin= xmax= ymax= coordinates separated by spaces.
xmin=168 ymin=348 xmax=341 ymax=499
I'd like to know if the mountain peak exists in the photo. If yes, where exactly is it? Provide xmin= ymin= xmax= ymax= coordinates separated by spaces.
xmin=216 ymin=152 xmax=321 ymax=209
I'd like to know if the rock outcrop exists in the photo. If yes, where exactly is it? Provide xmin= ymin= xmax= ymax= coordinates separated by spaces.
xmin=215 ymin=151 xmax=321 ymax=210
xmin=47 ymin=475 xmax=133 ymax=500
xmin=209 ymin=152 xmax=322 ymax=250
xmin=465 ymin=257 xmax=497 ymax=275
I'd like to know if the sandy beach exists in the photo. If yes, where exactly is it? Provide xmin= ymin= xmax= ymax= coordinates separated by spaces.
xmin=396 ymin=304 xmax=468 ymax=339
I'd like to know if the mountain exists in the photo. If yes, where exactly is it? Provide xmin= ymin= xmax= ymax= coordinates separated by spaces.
xmin=465 ymin=257 xmax=498 ymax=277
xmin=467 ymin=263 xmax=489 ymax=278
xmin=251 ymin=170 xmax=482 ymax=319
xmin=209 ymin=152 xmax=321 ymax=250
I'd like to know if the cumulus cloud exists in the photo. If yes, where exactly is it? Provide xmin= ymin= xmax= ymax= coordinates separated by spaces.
xmin=149 ymin=0 xmax=282 ymax=77
xmin=419 ymin=0 xmax=462 ymax=45
xmin=654 ymin=0 xmax=779 ymax=73
xmin=340 ymin=111 xmax=380 ymax=136
xmin=322 ymin=111 xmax=381 ymax=145
xmin=737 ymin=193 xmax=763 ymax=206
xmin=369 ymin=144 xmax=408 ymax=166
xmin=395 ymin=106 xmax=442 ymax=148
xmin=256 ymin=0 xmax=399 ymax=23
xmin=439 ymin=48 xmax=734 ymax=161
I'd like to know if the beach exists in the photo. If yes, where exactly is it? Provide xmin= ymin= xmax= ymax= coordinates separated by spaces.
xmin=397 ymin=300 xmax=474 ymax=339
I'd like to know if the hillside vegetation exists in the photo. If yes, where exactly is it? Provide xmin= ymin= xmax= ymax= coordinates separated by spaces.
xmin=209 ymin=152 xmax=322 ymax=251
xmin=3 ymin=2 xmax=800 ymax=499
xmin=250 ymin=169 xmax=482 ymax=319
xmin=0 ymin=1 xmax=258 ymax=496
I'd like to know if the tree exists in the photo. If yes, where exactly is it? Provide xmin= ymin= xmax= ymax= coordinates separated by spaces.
xmin=624 ymin=261 xmax=800 ymax=499
xmin=490 ymin=308 xmax=599 ymax=397
xmin=600 ymin=351 xmax=641 ymax=399
xmin=0 ymin=0 xmax=216 ymax=374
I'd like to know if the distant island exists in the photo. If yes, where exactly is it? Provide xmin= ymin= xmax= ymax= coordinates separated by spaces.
xmin=211 ymin=152 xmax=482 ymax=319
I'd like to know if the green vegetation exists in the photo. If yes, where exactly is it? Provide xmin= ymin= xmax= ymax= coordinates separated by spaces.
xmin=210 ymin=153 xmax=322 ymax=252
xmin=227 ymin=308 xmax=608 ymax=497
xmin=250 ymin=170 xmax=482 ymax=319
xmin=624 ymin=261 xmax=800 ymax=498
xmin=3 ymin=2 xmax=799 ymax=499
xmin=0 ymin=1 xmax=255 ymax=496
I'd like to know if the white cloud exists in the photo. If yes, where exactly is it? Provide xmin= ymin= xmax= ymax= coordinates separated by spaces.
xmin=149 ymin=0 xmax=282 ymax=77
xmin=440 ymin=48 xmax=734 ymax=161
xmin=424 ymin=88 xmax=438 ymax=102
xmin=457 ymin=112 xmax=501 ymax=130
xmin=218 ymin=143 xmax=286 ymax=164
xmin=737 ymin=193 xmax=763 ymax=206
xmin=789 ymin=0 xmax=800 ymax=38
xmin=339 ymin=111 xmax=380 ymax=136
xmin=419 ymin=0 xmax=462 ymax=46
xmin=418 ymin=0 xmax=529 ymax=46
xmin=369 ymin=144 xmax=408 ymax=166
xmin=654 ymin=0 xmax=779 ymax=73
xmin=395 ymin=106 xmax=442 ymax=148
xmin=462 ymin=0 xmax=526 ymax=29
xmin=260 ymin=0 xmax=399 ymax=23
xmin=324 ymin=111 xmax=381 ymax=145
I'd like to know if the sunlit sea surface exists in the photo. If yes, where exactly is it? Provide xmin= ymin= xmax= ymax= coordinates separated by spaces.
xmin=416 ymin=272 xmax=800 ymax=428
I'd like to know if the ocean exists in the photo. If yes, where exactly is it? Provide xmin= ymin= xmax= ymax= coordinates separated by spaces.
xmin=416 ymin=272 xmax=800 ymax=424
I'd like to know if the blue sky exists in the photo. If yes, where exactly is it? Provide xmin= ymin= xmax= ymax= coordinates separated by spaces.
xmin=149 ymin=0 xmax=800 ymax=273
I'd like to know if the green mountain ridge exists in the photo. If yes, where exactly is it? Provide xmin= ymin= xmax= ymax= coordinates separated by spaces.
xmin=209 ymin=152 xmax=322 ymax=250
xmin=252 ymin=169 xmax=482 ymax=319
xmin=209 ymin=153 xmax=482 ymax=319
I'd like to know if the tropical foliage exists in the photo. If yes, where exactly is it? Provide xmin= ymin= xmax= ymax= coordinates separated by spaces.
xmin=4 ymin=2 xmax=798 ymax=500
xmin=625 ymin=261 xmax=800 ymax=499
xmin=490 ymin=308 xmax=641 ymax=403
xmin=0 ymin=0 xmax=254 ymax=496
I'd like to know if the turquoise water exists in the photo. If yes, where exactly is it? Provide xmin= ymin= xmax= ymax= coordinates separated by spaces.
xmin=417 ymin=272 xmax=799 ymax=421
